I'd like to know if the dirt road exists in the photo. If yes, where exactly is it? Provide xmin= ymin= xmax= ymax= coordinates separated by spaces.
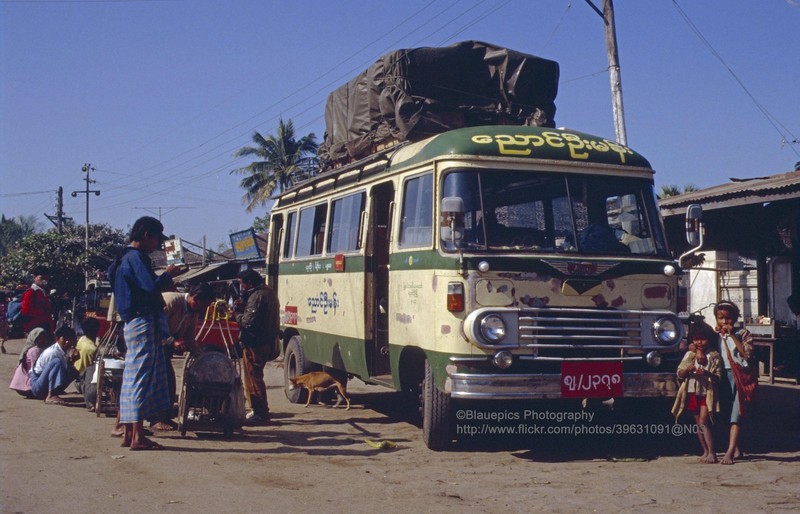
xmin=2 ymin=336 xmax=799 ymax=513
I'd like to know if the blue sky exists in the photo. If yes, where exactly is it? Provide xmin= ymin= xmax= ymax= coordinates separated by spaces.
xmin=2 ymin=0 xmax=798 ymax=249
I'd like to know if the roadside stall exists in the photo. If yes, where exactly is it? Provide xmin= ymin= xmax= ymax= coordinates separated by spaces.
xmin=660 ymin=170 xmax=800 ymax=384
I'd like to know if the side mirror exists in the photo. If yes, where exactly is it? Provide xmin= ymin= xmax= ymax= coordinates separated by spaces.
xmin=685 ymin=204 xmax=703 ymax=246
xmin=440 ymin=196 xmax=465 ymax=243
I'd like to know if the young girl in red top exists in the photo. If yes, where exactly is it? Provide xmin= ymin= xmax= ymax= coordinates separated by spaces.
xmin=673 ymin=321 xmax=722 ymax=463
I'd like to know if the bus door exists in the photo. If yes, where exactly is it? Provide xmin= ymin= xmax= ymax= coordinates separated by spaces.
xmin=268 ymin=214 xmax=283 ymax=293
xmin=366 ymin=182 xmax=393 ymax=377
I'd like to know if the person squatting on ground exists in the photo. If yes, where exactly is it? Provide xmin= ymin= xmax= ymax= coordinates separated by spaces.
xmin=73 ymin=317 xmax=100 ymax=407
xmin=8 ymin=327 xmax=50 ymax=397
xmin=29 ymin=326 xmax=78 ymax=404
xmin=21 ymin=266 xmax=55 ymax=336
xmin=672 ymin=321 xmax=722 ymax=463
xmin=714 ymin=300 xmax=754 ymax=465
xmin=233 ymin=268 xmax=280 ymax=425
xmin=148 ymin=283 xmax=216 ymax=432
xmin=108 ymin=216 xmax=186 ymax=451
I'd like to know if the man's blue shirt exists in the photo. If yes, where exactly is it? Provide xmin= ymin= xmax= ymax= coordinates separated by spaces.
xmin=109 ymin=246 xmax=173 ymax=322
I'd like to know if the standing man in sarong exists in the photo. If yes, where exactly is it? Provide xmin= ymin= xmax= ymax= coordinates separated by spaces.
xmin=233 ymin=268 xmax=280 ymax=425
xmin=109 ymin=216 xmax=186 ymax=451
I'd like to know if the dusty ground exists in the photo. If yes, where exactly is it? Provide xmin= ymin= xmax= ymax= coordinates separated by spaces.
xmin=1 ymin=336 xmax=799 ymax=513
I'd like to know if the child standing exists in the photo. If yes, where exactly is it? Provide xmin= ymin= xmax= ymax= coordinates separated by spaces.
xmin=672 ymin=321 xmax=722 ymax=463
xmin=714 ymin=300 xmax=754 ymax=465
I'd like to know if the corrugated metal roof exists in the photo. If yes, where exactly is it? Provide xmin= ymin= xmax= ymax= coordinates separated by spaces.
xmin=176 ymin=262 xmax=229 ymax=283
xmin=659 ymin=170 xmax=800 ymax=216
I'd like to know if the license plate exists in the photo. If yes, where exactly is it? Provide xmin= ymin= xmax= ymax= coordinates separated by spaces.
xmin=560 ymin=361 xmax=624 ymax=398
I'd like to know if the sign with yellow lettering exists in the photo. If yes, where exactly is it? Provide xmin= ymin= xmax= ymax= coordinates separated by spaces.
xmin=229 ymin=229 xmax=261 ymax=260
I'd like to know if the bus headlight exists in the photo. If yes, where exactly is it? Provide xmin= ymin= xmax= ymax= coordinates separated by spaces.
xmin=480 ymin=314 xmax=506 ymax=343
xmin=646 ymin=351 xmax=663 ymax=367
xmin=652 ymin=317 xmax=681 ymax=345
xmin=493 ymin=350 xmax=513 ymax=369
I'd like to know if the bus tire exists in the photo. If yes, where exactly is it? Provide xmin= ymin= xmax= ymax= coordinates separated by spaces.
xmin=284 ymin=336 xmax=312 ymax=404
xmin=422 ymin=359 xmax=453 ymax=451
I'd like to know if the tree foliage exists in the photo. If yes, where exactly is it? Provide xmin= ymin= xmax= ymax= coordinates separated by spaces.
xmin=0 ymin=223 xmax=126 ymax=295
xmin=230 ymin=118 xmax=318 ymax=213
xmin=252 ymin=214 xmax=269 ymax=234
xmin=658 ymin=184 xmax=699 ymax=199
xmin=0 ymin=215 xmax=40 ymax=256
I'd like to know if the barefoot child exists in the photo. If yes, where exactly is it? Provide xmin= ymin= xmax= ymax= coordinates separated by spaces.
xmin=715 ymin=300 xmax=754 ymax=465
xmin=672 ymin=321 xmax=722 ymax=463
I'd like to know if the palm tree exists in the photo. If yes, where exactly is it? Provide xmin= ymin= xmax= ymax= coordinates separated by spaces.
xmin=231 ymin=118 xmax=318 ymax=212
xmin=658 ymin=185 xmax=682 ymax=199
xmin=659 ymin=184 xmax=699 ymax=199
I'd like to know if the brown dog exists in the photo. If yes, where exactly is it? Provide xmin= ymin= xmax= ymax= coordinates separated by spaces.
xmin=289 ymin=371 xmax=350 ymax=410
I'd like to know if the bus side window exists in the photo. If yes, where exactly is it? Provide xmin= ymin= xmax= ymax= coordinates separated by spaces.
xmin=328 ymin=192 xmax=366 ymax=253
xmin=296 ymin=203 xmax=328 ymax=257
xmin=399 ymin=173 xmax=433 ymax=248
xmin=283 ymin=211 xmax=297 ymax=259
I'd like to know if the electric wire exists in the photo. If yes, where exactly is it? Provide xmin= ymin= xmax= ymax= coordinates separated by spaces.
xmin=672 ymin=0 xmax=799 ymax=158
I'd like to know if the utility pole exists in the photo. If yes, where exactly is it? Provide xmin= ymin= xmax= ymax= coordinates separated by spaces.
xmin=72 ymin=164 xmax=100 ymax=289
xmin=57 ymin=186 xmax=64 ymax=234
xmin=585 ymin=0 xmax=627 ymax=145
xmin=45 ymin=186 xmax=72 ymax=234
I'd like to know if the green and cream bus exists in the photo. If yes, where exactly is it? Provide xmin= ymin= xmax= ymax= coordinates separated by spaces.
xmin=266 ymin=125 xmax=687 ymax=450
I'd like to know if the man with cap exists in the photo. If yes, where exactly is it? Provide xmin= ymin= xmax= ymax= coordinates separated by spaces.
xmin=108 ymin=216 xmax=186 ymax=451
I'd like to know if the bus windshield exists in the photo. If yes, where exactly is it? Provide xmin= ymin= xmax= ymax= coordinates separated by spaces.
xmin=441 ymin=169 xmax=669 ymax=257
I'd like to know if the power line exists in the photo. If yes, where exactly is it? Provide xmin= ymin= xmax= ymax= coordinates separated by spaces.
xmin=82 ymin=1 xmax=514 ymax=210
xmin=0 ymin=190 xmax=53 ymax=197
xmin=672 ymin=0 xmax=800 ymax=158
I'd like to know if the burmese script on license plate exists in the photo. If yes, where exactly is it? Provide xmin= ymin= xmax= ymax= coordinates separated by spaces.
xmin=560 ymin=361 xmax=623 ymax=398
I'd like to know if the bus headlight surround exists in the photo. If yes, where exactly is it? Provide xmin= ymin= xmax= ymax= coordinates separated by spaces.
xmin=480 ymin=314 xmax=506 ymax=343
xmin=652 ymin=317 xmax=681 ymax=346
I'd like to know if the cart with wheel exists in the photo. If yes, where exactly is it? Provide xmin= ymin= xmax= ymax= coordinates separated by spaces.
xmin=94 ymin=321 xmax=125 ymax=417
xmin=177 ymin=349 xmax=243 ymax=437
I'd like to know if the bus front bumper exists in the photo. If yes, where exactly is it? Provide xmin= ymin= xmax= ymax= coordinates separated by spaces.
xmin=446 ymin=371 xmax=679 ymax=400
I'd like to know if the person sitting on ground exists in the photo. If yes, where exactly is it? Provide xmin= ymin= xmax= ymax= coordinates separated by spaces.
xmin=73 ymin=317 xmax=101 ymax=398
xmin=29 ymin=326 xmax=78 ymax=404
xmin=8 ymin=327 xmax=50 ymax=398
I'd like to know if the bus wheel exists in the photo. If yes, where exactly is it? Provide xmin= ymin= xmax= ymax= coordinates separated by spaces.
xmin=284 ymin=336 xmax=312 ymax=404
xmin=422 ymin=359 xmax=453 ymax=451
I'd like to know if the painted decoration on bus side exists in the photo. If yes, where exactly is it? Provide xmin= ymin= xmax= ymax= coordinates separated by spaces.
xmin=390 ymin=126 xmax=652 ymax=170
xmin=305 ymin=261 xmax=335 ymax=273
xmin=283 ymin=306 xmax=298 ymax=326
xmin=471 ymin=131 xmax=633 ymax=164
xmin=308 ymin=291 xmax=339 ymax=315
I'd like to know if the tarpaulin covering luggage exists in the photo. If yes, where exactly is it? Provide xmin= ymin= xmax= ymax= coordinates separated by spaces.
xmin=318 ymin=41 xmax=560 ymax=169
